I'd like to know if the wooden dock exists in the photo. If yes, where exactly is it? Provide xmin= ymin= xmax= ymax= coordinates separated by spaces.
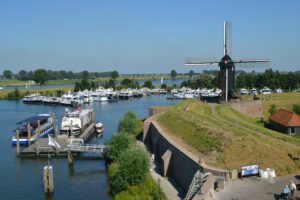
xmin=18 ymin=122 xmax=106 ymax=157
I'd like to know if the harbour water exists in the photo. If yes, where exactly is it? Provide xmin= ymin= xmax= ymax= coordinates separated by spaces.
xmin=0 ymin=95 xmax=180 ymax=200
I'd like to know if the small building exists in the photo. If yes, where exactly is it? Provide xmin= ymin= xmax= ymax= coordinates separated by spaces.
xmin=269 ymin=109 xmax=300 ymax=135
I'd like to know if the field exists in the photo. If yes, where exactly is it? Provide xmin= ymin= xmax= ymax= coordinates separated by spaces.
xmin=0 ymin=74 xmax=189 ymax=87
xmin=157 ymin=93 xmax=300 ymax=176
xmin=241 ymin=92 xmax=300 ymax=119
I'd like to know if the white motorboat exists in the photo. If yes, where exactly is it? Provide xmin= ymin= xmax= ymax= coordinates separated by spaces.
xmin=60 ymin=108 xmax=93 ymax=137
xmin=94 ymin=122 xmax=104 ymax=136
xmin=22 ymin=93 xmax=43 ymax=104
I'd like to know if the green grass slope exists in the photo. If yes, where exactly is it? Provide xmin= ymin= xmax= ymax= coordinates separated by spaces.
xmin=157 ymin=99 xmax=300 ymax=176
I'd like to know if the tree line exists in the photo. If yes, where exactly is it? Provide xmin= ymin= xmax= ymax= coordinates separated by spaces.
xmin=181 ymin=69 xmax=300 ymax=91
xmin=1 ymin=69 xmax=115 ymax=81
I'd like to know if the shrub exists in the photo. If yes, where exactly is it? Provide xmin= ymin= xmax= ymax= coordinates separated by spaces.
xmin=293 ymin=104 xmax=300 ymax=115
xmin=105 ymin=133 xmax=132 ymax=162
xmin=118 ymin=111 xmax=138 ymax=134
xmin=117 ymin=148 xmax=150 ymax=186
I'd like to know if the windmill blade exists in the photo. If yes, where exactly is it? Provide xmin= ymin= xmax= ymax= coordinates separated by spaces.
xmin=224 ymin=21 xmax=232 ymax=56
xmin=185 ymin=57 xmax=219 ymax=66
xmin=234 ymin=61 xmax=270 ymax=69
xmin=233 ymin=59 xmax=270 ymax=63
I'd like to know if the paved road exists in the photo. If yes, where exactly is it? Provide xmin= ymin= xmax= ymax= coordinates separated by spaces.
xmin=214 ymin=176 xmax=300 ymax=200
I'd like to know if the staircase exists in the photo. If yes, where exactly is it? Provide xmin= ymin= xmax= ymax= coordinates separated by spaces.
xmin=185 ymin=171 xmax=211 ymax=200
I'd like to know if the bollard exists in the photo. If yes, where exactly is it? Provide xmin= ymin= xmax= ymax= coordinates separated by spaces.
xmin=27 ymin=123 xmax=31 ymax=146
xmin=16 ymin=129 xmax=20 ymax=156
xmin=68 ymin=147 xmax=73 ymax=165
xmin=43 ymin=166 xmax=54 ymax=193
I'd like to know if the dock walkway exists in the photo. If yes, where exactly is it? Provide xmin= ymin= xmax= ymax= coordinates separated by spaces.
xmin=19 ymin=123 xmax=106 ymax=156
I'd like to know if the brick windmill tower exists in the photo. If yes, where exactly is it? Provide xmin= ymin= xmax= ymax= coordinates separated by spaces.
xmin=185 ymin=21 xmax=270 ymax=102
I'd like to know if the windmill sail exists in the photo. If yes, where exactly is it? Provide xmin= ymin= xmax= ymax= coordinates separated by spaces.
xmin=184 ymin=21 xmax=270 ymax=102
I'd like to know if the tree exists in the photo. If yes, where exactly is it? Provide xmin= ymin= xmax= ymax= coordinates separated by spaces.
xmin=33 ymin=69 xmax=48 ymax=85
xmin=293 ymin=104 xmax=300 ymax=115
xmin=143 ymin=80 xmax=153 ymax=89
xmin=110 ymin=148 xmax=150 ymax=193
xmin=189 ymin=70 xmax=194 ymax=78
xmin=121 ymin=78 xmax=135 ymax=88
xmin=118 ymin=111 xmax=138 ymax=134
xmin=17 ymin=70 xmax=28 ymax=81
xmin=268 ymin=104 xmax=277 ymax=116
xmin=111 ymin=70 xmax=119 ymax=79
xmin=117 ymin=148 xmax=149 ymax=186
xmin=82 ymin=70 xmax=89 ymax=80
xmin=170 ymin=70 xmax=177 ymax=79
xmin=67 ymin=71 xmax=74 ymax=79
xmin=3 ymin=70 xmax=13 ymax=79
xmin=105 ymin=133 xmax=132 ymax=161
xmin=161 ymin=83 xmax=167 ymax=89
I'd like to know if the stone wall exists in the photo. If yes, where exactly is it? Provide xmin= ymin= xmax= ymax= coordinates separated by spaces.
xmin=148 ymin=107 xmax=170 ymax=117
xmin=143 ymin=114 xmax=228 ymax=195
xmin=230 ymin=100 xmax=262 ymax=118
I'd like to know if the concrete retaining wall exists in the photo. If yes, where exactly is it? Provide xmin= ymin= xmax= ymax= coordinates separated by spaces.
xmin=143 ymin=114 xmax=228 ymax=195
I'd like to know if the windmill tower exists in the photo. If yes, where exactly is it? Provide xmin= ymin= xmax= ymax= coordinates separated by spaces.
xmin=185 ymin=21 xmax=270 ymax=102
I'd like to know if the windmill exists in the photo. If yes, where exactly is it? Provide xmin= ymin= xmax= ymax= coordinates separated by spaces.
xmin=185 ymin=21 xmax=270 ymax=102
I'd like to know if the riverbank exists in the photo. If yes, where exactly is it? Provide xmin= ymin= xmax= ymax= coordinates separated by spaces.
xmin=0 ymin=87 xmax=72 ymax=99
xmin=0 ymin=75 xmax=189 ymax=87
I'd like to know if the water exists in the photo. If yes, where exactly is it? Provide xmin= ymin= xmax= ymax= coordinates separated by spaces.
xmin=2 ymin=84 xmax=74 ymax=91
xmin=1 ymin=79 xmax=187 ymax=91
xmin=0 ymin=95 xmax=180 ymax=200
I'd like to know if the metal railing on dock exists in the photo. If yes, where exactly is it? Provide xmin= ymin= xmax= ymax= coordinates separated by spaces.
xmin=69 ymin=144 xmax=107 ymax=153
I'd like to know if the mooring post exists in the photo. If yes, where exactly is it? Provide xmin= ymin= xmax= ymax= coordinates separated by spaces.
xmin=27 ymin=123 xmax=31 ymax=146
xmin=36 ymin=120 xmax=40 ymax=155
xmin=68 ymin=146 xmax=73 ymax=165
xmin=91 ymin=110 xmax=94 ymax=123
xmin=43 ymin=166 xmax=54 ymax=193
xmin=16 ymin=129 xmax=20 ymax=156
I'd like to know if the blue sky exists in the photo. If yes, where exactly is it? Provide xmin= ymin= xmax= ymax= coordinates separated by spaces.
xmin=0 ymin=0 xmax=299 ymax=74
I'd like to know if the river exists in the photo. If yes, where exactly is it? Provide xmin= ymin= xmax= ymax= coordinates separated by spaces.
xmin=0 ymin=95 xmax=180 ymax=200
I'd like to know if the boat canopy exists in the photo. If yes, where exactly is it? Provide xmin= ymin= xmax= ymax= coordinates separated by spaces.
xmin=17 ymin=115 xmax=49 ymax=126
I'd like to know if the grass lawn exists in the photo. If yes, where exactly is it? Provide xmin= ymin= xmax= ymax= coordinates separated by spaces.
xmin=157 ymin=98 xmax=300 ymax=175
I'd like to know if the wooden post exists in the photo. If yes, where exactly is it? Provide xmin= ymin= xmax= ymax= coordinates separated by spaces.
xmin=52 ymin=113 xmax=56 ymax=139
xmin=91 ymin=111 xmax=94 ymax=123
xmin=68 ymin=147 xmax=73 ymax=165
xmin=43 ymin=166 xmax=54 ymax=193
xmin=36 ymin=120 xmax=40 ymax=155
xmin=16 ymin=129 xmax=20 ymax=156
xmin=27 ymin=123 xmax=31 ymax=146
xmin=70 ymin=120 xmax=73 ymax=138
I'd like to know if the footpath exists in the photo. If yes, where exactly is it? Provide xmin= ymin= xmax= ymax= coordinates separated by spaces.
xmin=136 ymin=141 xmax=184 ymax=200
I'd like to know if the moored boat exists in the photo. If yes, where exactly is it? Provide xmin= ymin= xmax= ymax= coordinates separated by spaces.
xmin=12 ymin=114 xmax=54 ymax=145
xmin=94 ymin=122 xmax=104 ymax=136
xmin=60 ymin=108 xmax=93 ymax=137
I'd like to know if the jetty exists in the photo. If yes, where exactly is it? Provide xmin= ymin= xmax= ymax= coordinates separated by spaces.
xmin=17 ymin=122 xmax=107 ymax=157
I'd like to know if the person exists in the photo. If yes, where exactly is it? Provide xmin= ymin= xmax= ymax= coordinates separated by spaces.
xmin=289 ymin=180 xmax=297 ymax=199
xmin=281 ymin=185 xmax=291 ymax=200
xmin=184 ymin=105 xmax=190 ymax=111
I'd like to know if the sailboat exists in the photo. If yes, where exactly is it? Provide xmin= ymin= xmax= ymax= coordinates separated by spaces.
xmin=161 ymin=76 xmax=164 ymax=85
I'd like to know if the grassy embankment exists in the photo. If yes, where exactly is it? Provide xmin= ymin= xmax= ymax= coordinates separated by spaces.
xmin=157 ymin=94 xmax=300 ymax=176
xmin=0 ymin=75 xmax=189 ymax=87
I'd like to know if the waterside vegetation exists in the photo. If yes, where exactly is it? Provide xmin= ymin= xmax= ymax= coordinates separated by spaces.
xmin=105 ymin=111 xmax=165 ymax=199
